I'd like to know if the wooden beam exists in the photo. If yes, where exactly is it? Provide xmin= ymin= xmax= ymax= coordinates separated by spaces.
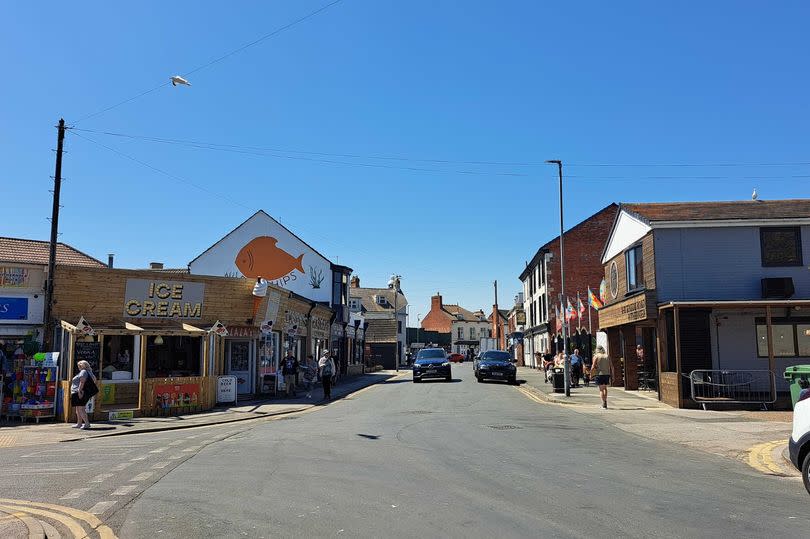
xmin=656 ymin=315 xmax=667 ymax=401
xmin=673 ymin=306 xmax=683 ymax=408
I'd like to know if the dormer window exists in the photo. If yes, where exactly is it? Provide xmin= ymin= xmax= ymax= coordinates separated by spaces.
xmin=456 ymin=313 xmax=463 ymax=320
xmin=376 ymin=295 xmax=389 ymax=307
xmin=349 ymin=298 xmax=361 ymax=311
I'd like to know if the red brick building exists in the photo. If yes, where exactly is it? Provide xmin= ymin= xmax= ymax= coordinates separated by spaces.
xmin=518 ymin=204 xmax=618 ymax=367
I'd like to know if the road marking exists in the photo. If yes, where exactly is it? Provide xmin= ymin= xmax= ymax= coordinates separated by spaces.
xmin=59 ymin=488 xmax=90 ymax=500
xmin=112 ymin=484 xmax=138 ymax=496
xmin=111 ymin=462 xmax=133 ymax=471
xmin=516 ymin=386 xmax=547 ymax=404
xmin=168 ymin=454 xmax=184 ymax=460
xmin=88 ymin=501 xmax=117 ymax=515
xmin=168 ymin=440 xmax=184 ymax=446
xmin=747 ymin=440 xmax=791 ymax=476
xmin=152 ymin=462 xmax=170 ymax=469
xmin=0 ymin=498 xmax=118 ymax=539
xmin=0 ymin=434 xmax=16 ymax=448
xmin=149 ymin=447 xmax=167 ymax=453
xmin=130 ymin=472 xmax=154 ymax=482
xmin=183 ymin=445 xmax=203 ymax=452
xmin=91 ymin=473 xmax=115 ymax=483
xmin=130 ymin=456 xmax=147 ymax=461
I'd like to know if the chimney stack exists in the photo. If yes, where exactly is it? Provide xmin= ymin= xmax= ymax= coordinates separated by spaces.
xmin=350 ymin=275 xmax=360 ymax=288
xmin=149 ymin=262 xmax=164 ymax=270
xmin=107 ymin=253 xmax=114 ymax=268
xmin=431 ymin=293 xmax=443 ymax=311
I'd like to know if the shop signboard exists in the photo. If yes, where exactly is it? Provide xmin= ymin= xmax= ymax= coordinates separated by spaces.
xmin=188 ymin=211 xmax=332 ymax=303
xmin=311 ymin=315 xmax=330 ymax=340
xmin=73 ymin=341 xmax=101 ymax=374
xmin=0 ymin=297 xmax=28 ymax=320
xmin=154 ymin=383 xmax=200 ymax=409
xmin=109 ymin=410 xmax=134 ymax=420
xmin=217 ymin=375 xmax=238 ymax=403
xmin=123 ymin=279 xmax=205 ymax=319
xmin=0 ymin=267 xmax=30 ymax=288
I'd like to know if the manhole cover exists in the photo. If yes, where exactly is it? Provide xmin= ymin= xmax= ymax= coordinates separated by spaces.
xmin=487 ymin=424 xmax=521 ymax=430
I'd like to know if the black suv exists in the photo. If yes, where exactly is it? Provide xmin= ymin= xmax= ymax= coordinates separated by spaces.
xmin=474 ymin=350 xmax=517 ymax=384
xmin=413 ymin=348 xmax=452 ymax=383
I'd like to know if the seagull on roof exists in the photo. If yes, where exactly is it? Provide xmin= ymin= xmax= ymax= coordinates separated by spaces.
xmin=752 ymin=188 xmax=758 ymax=201
xmin=170 ymin=75 xmax=191 ymax=87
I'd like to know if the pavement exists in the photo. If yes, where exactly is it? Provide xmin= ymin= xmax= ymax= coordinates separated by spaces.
xmin=0 ymin=370 xmax=404 ymax=448
xmin=1 ymin=363 xmax=807 ymax=538
xmin=515 ymin=366 xmax=799 ymax=478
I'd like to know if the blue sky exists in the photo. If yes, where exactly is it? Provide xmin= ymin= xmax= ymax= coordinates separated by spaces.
xmin=2 ymin=1 xmax=809 ymax=321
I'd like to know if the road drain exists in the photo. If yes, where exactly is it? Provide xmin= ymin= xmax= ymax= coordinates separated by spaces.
xmin=487 ymin=424 xmax=522 ymax=430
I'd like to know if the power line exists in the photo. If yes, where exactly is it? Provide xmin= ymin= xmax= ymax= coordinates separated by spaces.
xmin=72 ymin=0 xmax=344 ymax=125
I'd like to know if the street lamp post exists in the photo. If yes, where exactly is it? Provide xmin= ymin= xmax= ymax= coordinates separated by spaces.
xmin=388 ymin=274 xmax=402 ymax=372
xmin=546 ymin=159 xmax=570 ymax=397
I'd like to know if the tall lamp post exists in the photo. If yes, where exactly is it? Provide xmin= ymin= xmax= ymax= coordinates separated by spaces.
xmin=546 ymin=159 xmax=570 ymax=397
xmin=388 ymin=274 xmax=402 ymax=372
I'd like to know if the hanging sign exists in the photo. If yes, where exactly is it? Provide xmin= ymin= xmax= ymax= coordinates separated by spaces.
xmin=76 ymin=316 xmax=96 ymax=336
xmin=260 ymin=320 xmax=274 ymax=334
xmin=209 ymin=320 xmax=229 ymax=336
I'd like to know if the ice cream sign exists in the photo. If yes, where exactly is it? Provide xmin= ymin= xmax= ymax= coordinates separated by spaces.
xmin=123 ymin=279 xmax=205 ymax=319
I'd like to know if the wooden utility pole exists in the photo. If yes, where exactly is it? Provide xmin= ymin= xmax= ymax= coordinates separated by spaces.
xmin=494 ymin=280 xmax=500 ymax=346
xmin=43 ymin=118 xmax=66 ymax=350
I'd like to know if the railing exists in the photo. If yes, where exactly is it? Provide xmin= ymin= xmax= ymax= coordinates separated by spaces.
xmin=688 ymin=369 xmax=776 ymax=410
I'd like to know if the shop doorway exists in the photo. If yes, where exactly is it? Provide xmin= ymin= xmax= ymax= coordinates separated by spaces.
xmin=227 ymin=340 xmax=253 ymax=396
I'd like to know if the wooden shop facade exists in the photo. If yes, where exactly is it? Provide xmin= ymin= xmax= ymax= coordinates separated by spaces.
xmin=51 ymin=265 xmax=332 ymax=422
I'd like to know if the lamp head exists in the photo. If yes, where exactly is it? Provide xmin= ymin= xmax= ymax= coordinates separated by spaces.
xmin=545 ymin=159 xmax=562 ymax=165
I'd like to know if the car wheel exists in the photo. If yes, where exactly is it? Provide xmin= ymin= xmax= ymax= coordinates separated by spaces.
xmin=413 ymin=377 xmax=420 ymax=384
xmin=508 ymin=377 xmax=517 ymax=385
xmin=803 ymin=451 xmax=810 ymax=495
xmin=477 ymin=376 xmax=483 ymax=383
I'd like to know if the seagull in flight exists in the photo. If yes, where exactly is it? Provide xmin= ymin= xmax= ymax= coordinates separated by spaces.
xmin=170 ymin=75 xmax=191 ymax=87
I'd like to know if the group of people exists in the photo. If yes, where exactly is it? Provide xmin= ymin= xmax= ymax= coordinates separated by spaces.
xmin=280 ymin=350 xmax=338 ymax=401
xmin=540 ymin=346 xmax=612 ymax=408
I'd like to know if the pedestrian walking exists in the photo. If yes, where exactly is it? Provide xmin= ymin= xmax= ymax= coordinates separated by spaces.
xmin=570 ymin=348 xmax=583 ymax=388
xmin=70 ymin=360 xmax=98 ymax=429
xmin=303 ymin=354 xmax=317 ymax=399
xmin=318 ymin=350 xmax=336 ymax=401
xmin=591 ymin=345 xmax=611 ymax=409
xmin=282 ymin=352 xmax=299 ymax=397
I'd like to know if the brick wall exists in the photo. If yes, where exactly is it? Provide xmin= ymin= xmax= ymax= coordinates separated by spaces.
xmin=421 ymin=294 xmax=452 ymax=333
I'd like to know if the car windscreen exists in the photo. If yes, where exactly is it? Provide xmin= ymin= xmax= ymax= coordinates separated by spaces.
xmin=480 ymin=351 xmax=512 ymax=361
xmin=417 ymin=349 xmax=446 ymax=359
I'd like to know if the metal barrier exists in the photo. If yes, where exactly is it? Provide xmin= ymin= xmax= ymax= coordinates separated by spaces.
xmin=688 ymin=370 xmax=776 ymax=410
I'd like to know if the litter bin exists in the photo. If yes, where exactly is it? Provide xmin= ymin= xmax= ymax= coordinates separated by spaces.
xmin=784 ymin=365 xmax=810 ymax=408
xmin=552 ymin=367 xmax=565 ymax=393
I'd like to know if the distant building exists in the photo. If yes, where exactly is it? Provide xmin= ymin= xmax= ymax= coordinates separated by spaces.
xmin=506 ymin=293 xmax=526 ymax=364
xmin=488 ymin=307 xmax=509 ymax=350
xmin=518 ymin=204 xmax=619 ymax=367
xmin=421 ymin=293 xmax=490 ymax=354
xmin=349 ymin=276 xmax=407 ymax=370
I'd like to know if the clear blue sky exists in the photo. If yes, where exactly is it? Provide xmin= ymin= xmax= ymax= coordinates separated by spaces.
xmin=2 ymin=1 xmax=809 ymax=322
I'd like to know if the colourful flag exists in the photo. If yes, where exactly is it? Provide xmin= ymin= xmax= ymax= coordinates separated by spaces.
xmin=566 ymin=298 xmax=576 ymax=321
xmin=578 ymin=294 xmax=586 ymax=318
xmin=599 ymin=278 xmax=607 ymax=304
xmin=588 ymin=287 xmax=603 ymax=310
xmin=555 ymin=304 xmax=562 ymax=331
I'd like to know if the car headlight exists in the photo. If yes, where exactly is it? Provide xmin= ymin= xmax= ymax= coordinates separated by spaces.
xmin=479 ymin=365 xmax=489 ymax=369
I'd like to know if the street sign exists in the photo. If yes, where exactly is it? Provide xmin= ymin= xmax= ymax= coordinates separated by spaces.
xmin=217 ymin=375 xmax=238 ymax=404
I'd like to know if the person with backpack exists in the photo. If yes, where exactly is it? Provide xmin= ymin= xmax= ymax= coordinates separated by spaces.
xmin=70 ymin=360 xmax=98 ymax=429
xmin=281 ymin=352 xmax=299 ymax=398
xmin=318 ymin=350 xmax=336 ymax=401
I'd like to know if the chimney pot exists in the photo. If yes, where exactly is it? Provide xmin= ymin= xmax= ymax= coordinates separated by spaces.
xmin=107 ymin=253 xmax=114 ymax=268
xmin=149 ymin=262 xmax=164 ymax=270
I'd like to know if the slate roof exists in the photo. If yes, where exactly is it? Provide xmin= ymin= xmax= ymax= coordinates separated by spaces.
xmin=350 ymin=287 xmax=408 ymax=313
xmin=443 ymin=304 xmax=486 ymax=322
xmin=0 ymin=237 xmax=106 ymax=267
xmin=622 ymin=199 xmax=810 ymax=223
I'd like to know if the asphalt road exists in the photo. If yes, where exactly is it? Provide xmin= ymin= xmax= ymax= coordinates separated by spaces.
xmin=2 ymin=363 xmax=808 ymax=538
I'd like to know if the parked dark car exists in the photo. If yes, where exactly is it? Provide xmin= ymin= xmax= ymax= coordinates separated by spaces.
xmin=413 ymin=348 xmax=452 ymax=383
xmin=474 ymin=350 xmax=517 ymax=384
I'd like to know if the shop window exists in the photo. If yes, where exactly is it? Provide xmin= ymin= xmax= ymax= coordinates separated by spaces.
xmin=625 ymin=245 xmax=644 ymax=292
xmin=145 ymin=336 xmax=202 ymax=378
xmin=756 ymin=324 xmax=796 ymax=357
xmin=760 ymin=227 xmax=802 ymax=267
xmin=101 ymin=335 xmax=136 ymax=381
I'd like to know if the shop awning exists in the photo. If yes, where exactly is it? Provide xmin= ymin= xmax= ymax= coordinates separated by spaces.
xmin=659 ymin=299 xmax=810 ymax=309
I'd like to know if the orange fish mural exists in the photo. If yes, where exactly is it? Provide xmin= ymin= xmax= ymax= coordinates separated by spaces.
xmin=235 ymin=236 xmax=305 ymax=280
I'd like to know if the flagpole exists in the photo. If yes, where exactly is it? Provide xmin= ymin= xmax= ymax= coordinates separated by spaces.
xmin=588 ymin=290 xmax=593 ymax=335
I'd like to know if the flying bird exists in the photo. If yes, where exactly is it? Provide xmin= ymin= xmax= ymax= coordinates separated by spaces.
xmin=170 ymin=75 xmax=191 ymax=87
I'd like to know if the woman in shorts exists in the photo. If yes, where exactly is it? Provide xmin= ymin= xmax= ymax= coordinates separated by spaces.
xmin=591 ymin=345 xmax=611 ymax=409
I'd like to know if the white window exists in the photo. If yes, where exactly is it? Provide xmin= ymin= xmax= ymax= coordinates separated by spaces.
xmin=469 ymin=327 xmax=475 ymax=340
xmin=457 ymin=327 xmax=464 ymax=339
xmin=349 ymin=298 xmax=361 ymax=311
xmin=376 ymin=295 xmax=388 ymax=306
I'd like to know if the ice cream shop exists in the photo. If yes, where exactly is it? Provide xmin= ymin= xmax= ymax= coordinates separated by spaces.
xmin=50 ymin=265 xmax=323 ymax=422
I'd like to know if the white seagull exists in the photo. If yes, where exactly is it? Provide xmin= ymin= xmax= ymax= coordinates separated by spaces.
xmin=752 ymin=188 xmax=758 ymax=201
xmin=170 ymin=75 xmax=191 ymax=87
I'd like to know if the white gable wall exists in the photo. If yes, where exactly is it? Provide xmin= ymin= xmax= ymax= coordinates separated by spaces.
xmin=601 ymin=210 xmax=652 ymax=263
xmin=189 ymin=212 xmax=332 ymax=303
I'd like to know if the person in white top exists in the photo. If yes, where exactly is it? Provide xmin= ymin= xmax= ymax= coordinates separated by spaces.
xmin=318 ymin=351 xmax=336 ymax=401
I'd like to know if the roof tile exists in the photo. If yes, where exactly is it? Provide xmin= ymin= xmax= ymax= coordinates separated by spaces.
xmin=0 ymin=237 xmax=106 ymax=267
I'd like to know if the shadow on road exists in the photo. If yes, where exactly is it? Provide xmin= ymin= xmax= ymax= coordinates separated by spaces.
xmin=356 ymin=433 xmax=380 ymax=440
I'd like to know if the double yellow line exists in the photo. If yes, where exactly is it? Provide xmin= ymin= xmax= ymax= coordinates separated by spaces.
xmin=516 ymin=385 xmax=547 ymax=404
xmin=747 ymin=440 xmax=791 ymax=476
xmin=0 ymin=498 xmax=117 ymax=538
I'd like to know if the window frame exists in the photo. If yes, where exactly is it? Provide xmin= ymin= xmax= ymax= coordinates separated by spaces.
xmin=760 ymin=227 xmax=803 ymax=267
xmin=625 ymin=244 xmax=645 ymax=293
xmin=754 ymin=317 xmax=810 ymax=358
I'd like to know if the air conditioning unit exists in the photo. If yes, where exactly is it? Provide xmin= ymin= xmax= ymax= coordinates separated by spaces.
xmin=761 ymin=277 xmax=795 ymax=299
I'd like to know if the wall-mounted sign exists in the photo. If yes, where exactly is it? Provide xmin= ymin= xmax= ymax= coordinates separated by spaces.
xmin=154 ymin=383 xmax=200 ymax=408
xmin=0 ymin=267 xmax=30 ymax=288
xmin=311 ymin=316 xmax=330 ymax=340
xmin=609 ymin=261 xmax=619 ymax=300
xmin=598 ymin=292 xmax=655 ymax=328
xmin=124 ymin=279 xmax=204 ymax=319
xmin=0 ymin=297 xmax=28 ymax=320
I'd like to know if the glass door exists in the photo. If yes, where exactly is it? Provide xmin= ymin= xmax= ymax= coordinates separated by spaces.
xmin=227 ymin=340 xmax=253 ymax=395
